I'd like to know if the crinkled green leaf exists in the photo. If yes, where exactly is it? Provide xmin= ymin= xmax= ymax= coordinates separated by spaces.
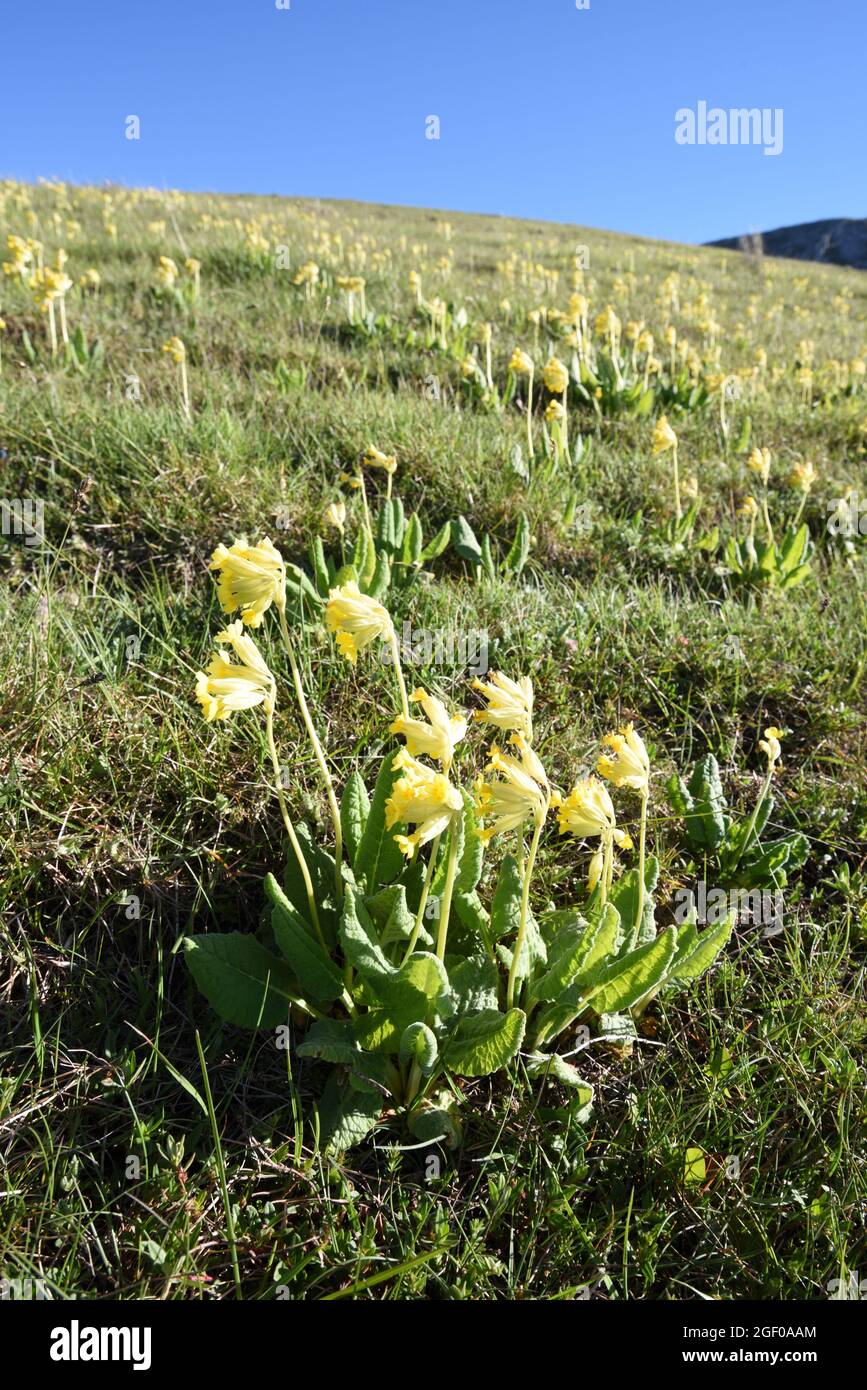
xmin=317 ymin=1072 xmax=382 ymax=1153
xmin=584 ymin=925 xmax=678 ymax=1014
xmin=354 ymin=750 xmax=406 ymax=888
xmin=400 ymin=1021 xmax=438 ymax=1073
xmin=668 ymin=913 xmax=733 ymax=982
xmin=340 ymin=771 xmax=370 ymax=872
xmin=443 ymin=1008 xmax=526 ymax=1077
xmin=265 ymin=873 xmax=344 ymax=1003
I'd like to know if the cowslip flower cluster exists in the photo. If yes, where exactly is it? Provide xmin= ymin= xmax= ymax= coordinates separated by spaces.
xmin=209 ymin=537 xmax=286 ymax=627
xmin=195 ymin=621 xmax=275 ymax=722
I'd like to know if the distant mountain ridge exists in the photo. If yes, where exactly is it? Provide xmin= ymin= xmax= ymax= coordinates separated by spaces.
xmin=708 ymin=218 xmax=867 ymax=270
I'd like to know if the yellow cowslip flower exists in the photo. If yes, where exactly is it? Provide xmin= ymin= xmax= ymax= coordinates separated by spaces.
xmin=737 ymin=495 xmax=759 ymax=520
xmin=195 ymin=621 xmax=275 ymax=722
xmin=156 ymin=255 xmax=179 ymax=288
xmin=682 ymin=474 xmax=699 ymax=501
xmin=325 ymin=580 xmax=394 ymax=663
xmin=508 ymin=347 xmax=533 ymax=376
xmin=551 ymin=776 xmax=632 ymax=848
xmin=79 ymin=268 xmax=101 ymax=291
xmin=747 ymin=446 xmax=771 ymax=485
xmin=637 ymin=330 xmax=655 ymax=356
xmin=460 ymin=354 xmax=481 ymax=379
xmin=598 ymin=723 xmax=650 ymax=794
xmin=293 ymin=260 xmax=320 ymax=286
xmin=390 ymin=687 xmax=467 ymax=770
xmin=385 ymin=750 xmax=463 ymax=857
xmin=3 ymin=233 xmax=33 ymax=279
xmin=545 ymin=399 xmax=565 ymax=423
xmin=471 ymin=671 xmax=533 ymax=741
xmin=209 ymin=537 xmax=286 ymax=627
xmin=542 ymin=355 xmax=569 ymax=395
xmin=652 ymin=415 xmax=677 ymax=455
xmin=754 ymin=347 xmax=768 ymax=370
xmin=789 ymin=460 xmax=817 ymax=494
xmin=758 ymin=725 xmax=783 ymax=769
xmin=184 ymin=257 xmax=201 ymax=276
xmin=162 ymin=335 xmax=186 ymax=363
xmin=362 ymin=444 xmax=397 ymax=477
xmin=29 ymin=267 xmax=72 ymax=309
xmin=408 ymin=270 xmax=421 ymax=291
xmin=664 ymin=324 xmax=677 ymax=346
xmin=323 ymin=500 xmax=346 ymax=534
xmin=475 ymin=734 xmax=549 ymax=844
xmin=594 ymin=305 xmax=620 ymax=338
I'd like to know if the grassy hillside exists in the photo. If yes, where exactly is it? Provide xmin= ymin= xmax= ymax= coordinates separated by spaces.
xmin=1 ymin=181 xmax=865 ymax=1300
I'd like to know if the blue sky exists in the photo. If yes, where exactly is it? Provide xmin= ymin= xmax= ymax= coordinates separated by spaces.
xmin=2 ymin=0 xmax=864 ymax=245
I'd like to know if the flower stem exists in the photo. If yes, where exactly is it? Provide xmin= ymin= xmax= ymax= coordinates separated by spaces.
xmin=265 ymin=703 xmax=325 ymax=948
xmin=600 ymin=832 xmax=613 ymax=907
xmin=733 ymin=767 xmax=773 ymax=873
xmin=507 ymin=815 xmax=544 ymax=1009
xmin=435 ymin=822 xmax=460 ymax=961
xmin=388 ymin=630 xmax=410 ymax=720
xmin=633 ymin=789 xmax=649 ymax=949
xmin=761 ymin=485 xmax=775 ymax=545
xmin=526 ymin=366 xmax=534 ymax=459
xmin=277 ymin=607 xmax=343 ymax=906
xmin=403 ymin=833 xmax=441 ymax=963
xmin=180 ymin=359 xmax=191 ymax=419
xmin=672 ymin=442 xmax=682 ymax=521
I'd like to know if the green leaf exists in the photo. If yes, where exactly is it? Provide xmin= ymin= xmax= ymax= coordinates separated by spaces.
xmin=407 ymin=1093 xmax=462 ymax=1147
xmin=265 ymin=873 xmax=344 ymax=1002
xmin=456 ymin=790 xmax=484 ymax=894
xmin=402 ymin=512 xmax=424 ymax=565
xmin=490 ymin=854 xmax=522 ymax=940
xmin=354 ymin=750 xmax=406 ymax=888
xmin=340 ymin=770 xmax=370 ymax=871
xmin=309 ymin=536 xmax=331 ymax=597
xmin=778 ymin=523 xmax=809 ymax=572
xmin=532 ymin=904 xmax=620 ymax=1001
xmin=452 ymin=890 xmax=491 ymax=949
xmin=352 ymin=525 xmax=374 ymax=582
xmin=317 ymin=1072 xmax=382 ymax=1153
xmin=282 ymin=820 xmax=338 ymax=944
xmin=480 ymin=534 xmax=497 ymax=580
xmin=450 ymin=514 xmax=482 ymax=567
xmin=367 ymin=883 xmax=421 ymax=947
xmin=683 ymin=1146 xmax=707 ymax=1188
xmin=449 ymin=955 xmax=500 ymax=1015
xmin=610 ymin=856 xmax=659 ymax=952
xmin=364 ymin=551 xmax=391 ymax=600
xmin=492 ymin=855 xmax=547 ymax=979
xmin=339 ymin=885 xmax=394 ymax=988
xmin=669 ymin=914 xmax=733 ymax=982
xmin=394 ymin=952 xmax=451 ymax=1015
xmin=583 ymin=926 xmax=678 ymax=1014
xmin=442 ymin=1008 xmax=526 ymax=1077
xmin=684 ymin=755 xmax=728 ymax=852
xmin=419 ymin=520 xmax=451 ymax=563
xmin=298 ymin=1018 xmax=360 ymax=1065
xmin=184 ymin=934 xmax=297 ymax=1030
xmin=400 ymin=1021 xmax=438 ymax=1074
xmin=503 ymin=511 xmax=531 ymax=576
xmin=525 ymin=1053 xmax=594 ymax=1117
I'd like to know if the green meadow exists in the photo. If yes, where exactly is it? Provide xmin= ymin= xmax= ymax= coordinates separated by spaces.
xmin=0 ymin=181 xmax=865 ymax=1300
